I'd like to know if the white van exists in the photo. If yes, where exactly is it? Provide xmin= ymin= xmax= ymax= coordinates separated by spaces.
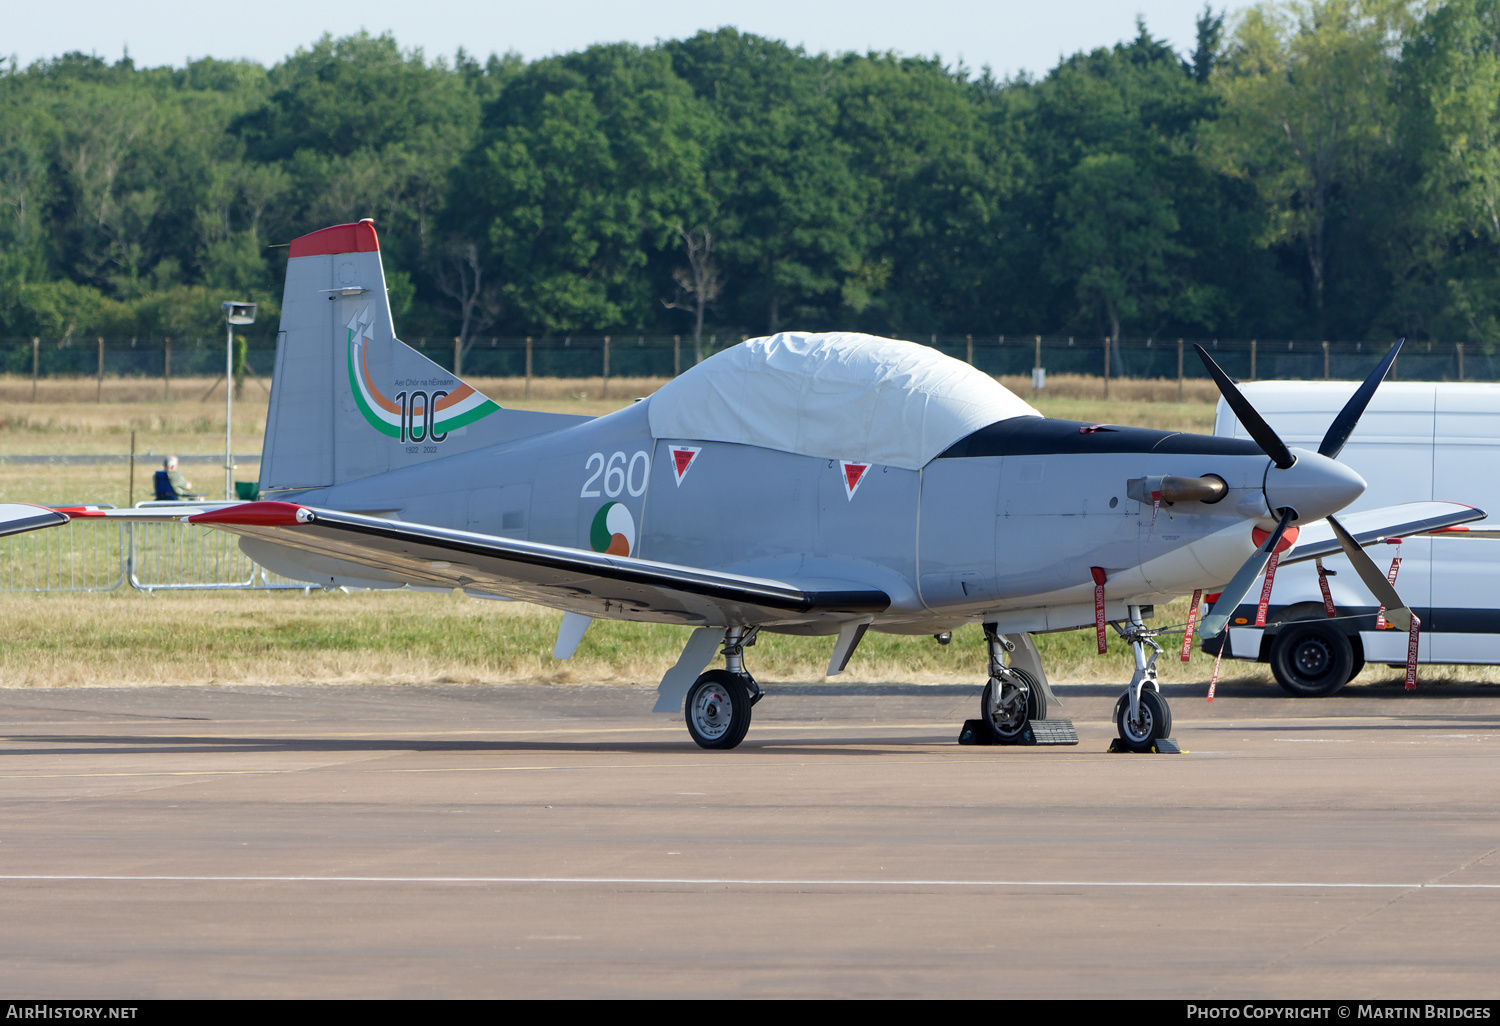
xmin=1209 ymin=381 xmax=1500 ymax=695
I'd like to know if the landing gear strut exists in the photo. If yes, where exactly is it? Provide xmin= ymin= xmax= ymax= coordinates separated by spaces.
xmin=1110 ymin=605 xmax=1176 ymax=753
xmin=683 ymin=627 xmax=762 ymax=750
xmin=959 ymin=626 xmax=1077 ymax=746
xmin=980 ymin=625 xmax=1044 ymax=743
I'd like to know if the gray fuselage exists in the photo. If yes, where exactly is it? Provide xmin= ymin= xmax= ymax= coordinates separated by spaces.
xmin=274 ymin=400 xmax=1281 ymax=637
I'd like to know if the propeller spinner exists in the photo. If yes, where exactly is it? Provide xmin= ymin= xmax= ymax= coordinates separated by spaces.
xmin=1196 ymin=339 xmax=1407 ymax=639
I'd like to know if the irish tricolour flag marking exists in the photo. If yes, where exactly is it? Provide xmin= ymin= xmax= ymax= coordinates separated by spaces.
xmin=590 ymin=503 xmax=636 ymax=557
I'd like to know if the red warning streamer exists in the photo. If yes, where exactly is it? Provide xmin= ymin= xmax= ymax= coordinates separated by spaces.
xmin=1406 ymin=614 xmax=1421 ymax=691
xmin=1316 ymin=558 xmax=1336 ymax=618
xmin=1180 ymin=589 xmax=1202 ymax=662
xmin=1091 ymin=566 xmax=1107 ymax=655
xmin=1255 ymin=551 xmax=1281 ymax=627
xmin=1375 ymin=547 xmax=1403 ymax=630
xmin=1148 ymin=489 xmax=1162 ymax=536
xmin=1208 ymin=641 xmax=1225 ymax=702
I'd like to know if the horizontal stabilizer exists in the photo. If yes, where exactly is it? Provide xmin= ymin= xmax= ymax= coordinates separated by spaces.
xmin=58 ymin=502 xmax=239 ymax=523
xmin=0 ymin=504 xmax=70 ymax=538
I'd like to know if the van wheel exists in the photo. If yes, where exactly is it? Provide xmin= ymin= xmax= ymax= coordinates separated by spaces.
xmin=1270 ymin=621 xmax=1355 ymax=697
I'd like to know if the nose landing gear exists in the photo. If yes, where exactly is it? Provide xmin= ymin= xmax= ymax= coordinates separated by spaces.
xmin=1108 ymin=605 xmax=1181 ymax=754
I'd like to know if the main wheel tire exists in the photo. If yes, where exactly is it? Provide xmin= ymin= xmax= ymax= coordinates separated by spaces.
xmin=1113 ymin=689 xmax=1170 ymax=753
xmin=1270 ymin=621 xmax=1355 ymax=697
xmin=981 ymin=670 xmax=1045 ymax=743
xmin=684 ymin=670 xmax=753 ymax=750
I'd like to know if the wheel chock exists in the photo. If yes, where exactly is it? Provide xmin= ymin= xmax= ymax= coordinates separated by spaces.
xmin=1030 ymin=719 xmax=1079 ymax=745
xmin=1106 ymin=736 xmax=1186 ymax=754
xmin=958 ymin=719 xmax=991 ymax=745
xmin=958 ymin=719 xmax=1079 ymax=746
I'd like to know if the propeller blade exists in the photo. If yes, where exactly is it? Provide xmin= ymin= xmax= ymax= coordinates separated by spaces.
xmin=1318 ymin=338 xmax=1405 ymax=460
xmin=1194 ymin=345 xmax=1295 ymax=469
xmin=1326 ymin=513 xmax=1412 ymax=632
xmin=1199 ymin=507 xmax=1297 ymax=640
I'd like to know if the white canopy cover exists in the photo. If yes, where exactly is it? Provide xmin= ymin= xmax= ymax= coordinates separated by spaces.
xmin=647 ymin=332 xmax=1041 ymax=470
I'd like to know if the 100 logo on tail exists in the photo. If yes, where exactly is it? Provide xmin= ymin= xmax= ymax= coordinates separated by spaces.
xmin=345 ymin=306 xmax=499 ymax=444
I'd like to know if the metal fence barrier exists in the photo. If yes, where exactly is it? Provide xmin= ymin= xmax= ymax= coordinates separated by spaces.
xmin=6 ymin=333 xmax=1500 ymax=387
xmin=0 ymin=518 xmax=126 ymax=592
xmin=0 ymin=516 xmax=314 ymax=593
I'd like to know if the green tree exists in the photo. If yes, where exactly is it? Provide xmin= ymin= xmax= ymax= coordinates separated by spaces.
xmin=235 ymin=32 xmax=484 ymax=334
xmin=1212 ymin=1 xmax=1412 ymax=333
xmin=1047 ymin=152 xmax=1184 ymax=343
xmin=456 ymin=43 xmax=714 ymax=333
xmin=1397 ymin=0 xmax=1500 ymax=346
xmin=1020 ymin=20 xmax=1268 ymax=341
xmin=827 ymin=53 xmax=1027 ymax=334
xmin=667 ymin=30 xmax=871 ymax=334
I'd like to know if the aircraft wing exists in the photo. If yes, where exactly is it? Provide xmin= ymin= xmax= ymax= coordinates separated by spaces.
xmin=0 ymin=504 xmax=71 ymax=538
xmin=1282 ymin=501 xmax=1488 ymax=564
xmin=66 ymin=501 xmax=891 ymax=628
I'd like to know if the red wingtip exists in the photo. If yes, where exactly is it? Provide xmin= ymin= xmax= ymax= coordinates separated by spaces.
xmin=288 ymin=221 xmax=380 ymax=258
xmin=188 ymin=501 xmax=312 ymax=527
xmin=51 ymin=506 xmax=107 ymax=518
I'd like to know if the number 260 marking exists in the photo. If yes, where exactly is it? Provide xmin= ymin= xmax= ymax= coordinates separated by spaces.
xmin=581 ymin=450 xmax=649 ymax=498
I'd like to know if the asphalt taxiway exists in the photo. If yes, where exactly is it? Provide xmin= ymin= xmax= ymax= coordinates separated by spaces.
xmin=1 ymin=678 xmax=1498 ymax=998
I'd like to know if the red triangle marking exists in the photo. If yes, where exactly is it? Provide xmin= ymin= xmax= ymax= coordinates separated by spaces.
xmin=674 ymin=449 xmax=694 ymax=476
xmin=843 ymin=462 xmax=869 ymax=495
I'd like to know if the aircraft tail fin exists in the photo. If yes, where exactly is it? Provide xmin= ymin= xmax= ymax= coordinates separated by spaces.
xmin=260 ymin=220 xmax=579 ymax=496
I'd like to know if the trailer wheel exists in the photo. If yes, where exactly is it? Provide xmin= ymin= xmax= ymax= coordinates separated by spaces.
xmin=1270 ymin=621 xmax=1355 ymax=697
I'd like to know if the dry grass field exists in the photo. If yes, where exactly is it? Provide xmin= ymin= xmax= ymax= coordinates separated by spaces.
xmin=0 ymin=370 xmax=1343 ymax=691
xmin=2 ymin=588 xmax=1262 ymax=689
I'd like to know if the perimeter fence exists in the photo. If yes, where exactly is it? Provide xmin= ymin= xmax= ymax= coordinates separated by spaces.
xmin=0 ymin=514 xmax=315 ymax=594
xmin=2 ymin=333 xmax=1496 ymax=391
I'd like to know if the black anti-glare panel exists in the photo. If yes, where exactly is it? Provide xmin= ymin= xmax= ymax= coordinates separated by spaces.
xmin=937 ymin=418 xmax=1265 ymax=460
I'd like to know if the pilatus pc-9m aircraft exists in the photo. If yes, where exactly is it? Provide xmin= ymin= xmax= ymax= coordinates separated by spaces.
xmin=0 ymin=221 xmax=1483 ymax=750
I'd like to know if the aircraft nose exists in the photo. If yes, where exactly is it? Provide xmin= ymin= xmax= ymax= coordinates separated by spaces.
xmin=1262 ymin=448 xmax=1366 ymax=523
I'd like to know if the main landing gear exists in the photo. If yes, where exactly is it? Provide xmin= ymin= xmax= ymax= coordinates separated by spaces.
xmin=959 ymin=626 xmax=1077 ymax=746
xmin=683 ymin=627 xmax=763 ymax=750
xmin=1108 ymin=605 xmax=1179 ymax=754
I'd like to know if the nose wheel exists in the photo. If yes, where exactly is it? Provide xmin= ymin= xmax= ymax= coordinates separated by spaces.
xmin=1113 ymin=688 xmax=1172 ymax=752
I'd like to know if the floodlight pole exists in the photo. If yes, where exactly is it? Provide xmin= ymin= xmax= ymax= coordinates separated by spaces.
xmin=221 ymin=301 xmax=257 ymax=501
xmin=224 ymin=317 xmax=234 ymax=500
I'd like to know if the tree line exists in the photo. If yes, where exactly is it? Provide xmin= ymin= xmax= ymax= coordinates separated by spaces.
xmin=4 ymin=1 xmax=1500 ymax=358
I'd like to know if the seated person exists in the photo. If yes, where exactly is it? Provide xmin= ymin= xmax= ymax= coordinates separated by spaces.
xmin=153 ymin=456 xmax=205 ymax=501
